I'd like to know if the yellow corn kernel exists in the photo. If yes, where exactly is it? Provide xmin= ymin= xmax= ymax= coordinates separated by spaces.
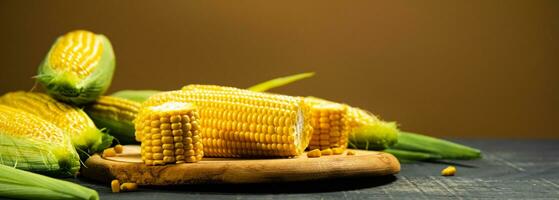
xmin=114 ymin=145 xmax=124 ymax=154
xmin=441 ymin=166 xmax=456 ymax=176
xmin=102 ymin=148 xmax=116 ymax=157
xmin=111 ymin=180 xmax=120 ymax=193
xmin=320 ymin=148 xmax=333 ymax=156
xmin=305 ymin=97 xmax=351 ymax=151
xmin=120 ymin=183 xmax=138 ymax=192
xmin=141 ymin=85 xmax=313 ymax=158
xmin=307 ymin=149 xmax=321 ymax=158
xmin=332 ymin=147 xmax=344 ymax=155
xmin=138 ymin=102 xmax=203 ymax=165
xmin=347 ymin=150 xmax=355 ymax=156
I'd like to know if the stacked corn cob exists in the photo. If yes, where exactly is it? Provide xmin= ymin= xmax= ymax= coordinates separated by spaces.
xmin=306 ymin=98 xmax=351 ymax=151
xmin=137 ymin=102 xmax=203 ymax=165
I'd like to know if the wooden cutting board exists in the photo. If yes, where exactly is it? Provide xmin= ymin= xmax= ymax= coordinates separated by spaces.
xmin=81 ymin=145 xmax=400 ymax=185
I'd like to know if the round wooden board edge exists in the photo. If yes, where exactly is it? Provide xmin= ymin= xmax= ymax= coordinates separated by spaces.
xmin=81 ymin=149 xmax=400 ymax=185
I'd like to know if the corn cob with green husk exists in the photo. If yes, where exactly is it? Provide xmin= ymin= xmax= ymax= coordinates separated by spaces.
xmin=144 ymin=85 xmax=314 ymax=158
xmin=0 ymin=91 xmax=113 ymax=155
xmin=248 ymin=72 xmax=481 ymax=160
xmin=37 ymin=30 xmax=115 ymax=106
xmin=0 ymin=105 xmax=80 ymax=177
xmin=85 ymin=96 xmax=140 ymax=144
xmin=0 ymin=164 xmax=98 ymax=200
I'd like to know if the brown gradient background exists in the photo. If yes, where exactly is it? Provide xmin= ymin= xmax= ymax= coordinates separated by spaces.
xmin=1 ymin=1 xmax=558 ymax=138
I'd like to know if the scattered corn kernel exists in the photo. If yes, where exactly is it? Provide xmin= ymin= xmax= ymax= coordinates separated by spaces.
xmin=111 ymin=179 xmax=120 ymax=193
xmin=347 ymin=150 xmax=355 ymax=155
xmin=441 ymin=166 xmax=456 ymax=176
xmin=120 ymin=182 xmax=138 ymax=192
xmin=320 ymin=148 xmax=333 ymax=156
xmin=307 ymin=149 xmax=322 ymax=158
xmin=332 ymin=147 xmax=344 ymax=155
xmin=114 ymin=144 xmax=124 ymax=154
xmin=102 ymin=148 xmax=116 ymax=157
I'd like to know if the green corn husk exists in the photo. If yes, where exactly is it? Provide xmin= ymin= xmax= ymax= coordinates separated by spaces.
xmin=0 ymin=134 xmax=80 ymax=177
xmin=391 ymin=131 xmax=481 ymax=160
xmin=247 ymin=72 xmax=315 ymax=92
xmin=0 ymin=164 xmax=98 ymax=200
xmin=37 ymin=30 xmax=115 ymax=106
xmin=383 ymin=148 xmax=442 ymax=161
xmin=111 ymin=90 xmax=161 ymax=103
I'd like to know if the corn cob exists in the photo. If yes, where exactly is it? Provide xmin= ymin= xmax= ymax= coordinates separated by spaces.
xmin=142 ymin=85 xmax=313 ymax=157
xmin=85 ymin=96 xmax=140 ymax=144
xmin=37 ymin=30 xmax=115 ymax=105
xmin=0 ymin=91 xmax=113 ymax=154
xmin=0 ymin=105 xmax=80 ymax=177
xmin=305 ymin=97 xmax=351 ymax=151
xmin=137 ymin=102 xmax=203 ymax=165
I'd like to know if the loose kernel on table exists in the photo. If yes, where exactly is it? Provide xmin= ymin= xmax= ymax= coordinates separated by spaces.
xmin=321 ymin=148 xmax=333 ymax=156
xmin=332 ymin=147 xmax=344 ymax=155
xmin=102 ymin=148 xmax=116 ymax=157
xmin=111 ymin=180 xmax=120 ymax=193
xmin=307 ymin=149 xmax=322 ymax=158
xmin=114 ymin=144 xmax=123 ymax=153
xmin=441 ymin=166 xmax=456 ymax=176
xmin=120 ymin=182 xmax=138 ymax=192
xmin=346 ymin=150 xmax=355 ymax=156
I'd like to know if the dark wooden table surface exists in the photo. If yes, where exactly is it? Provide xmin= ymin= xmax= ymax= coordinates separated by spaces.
xmin=63 ymin=140 xmax=559 ymax=199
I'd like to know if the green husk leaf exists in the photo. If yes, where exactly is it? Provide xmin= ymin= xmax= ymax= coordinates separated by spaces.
xmin=0 ymin=164 xmax=98 ymax=200
xmin=0 ymin=133 xmax=80 ymax=177
xmin=247 ymin=72 xmax=315 ymax=92
xmin=392 ymin=131 xmax=481 ymax=160
xmin=111 ymin=90 xmax=161 ymax=103
xmin=348 ymin=121 xmax=399 ymax=150
xmin=37 ymin=33 xmax=115 ymax=106
xmin=383 ymin=148 xmax=442 ymax=161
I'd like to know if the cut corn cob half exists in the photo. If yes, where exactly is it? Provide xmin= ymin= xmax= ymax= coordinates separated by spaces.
xmin=305 ymin=98 xmax=351 ymax=150
xmin=141 ymin=85 xmax=313 ymax=157
xmin=137 ymin=102 xmax=203 ymax=165
xmin=0 ymin=105 xmax=80 ymax=177
xmin=0 ymin=91 xmax=113 ymax=154
xmin=86 ymin=96 xmax=140 ymax=144
xmin=37 ymin=30 xmax=115 ymax=105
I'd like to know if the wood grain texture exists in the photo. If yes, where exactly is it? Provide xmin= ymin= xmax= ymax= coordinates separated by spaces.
xmin=81 ymin=145 xmax=400 ymax=185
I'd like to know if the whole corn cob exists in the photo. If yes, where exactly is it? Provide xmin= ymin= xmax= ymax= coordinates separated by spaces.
xmin=142 ymin=85 xmax=313 ymax=158
xmin=85 ymin=96 xmax=140 ymax=144
xmin=0 ymin=105 xmax=80 ymax=177
xmin=0 ymin=91 xmax=113 ymax=155
xmin=137 ymin=102 xmax=203 ymax=165
xmin=37 ymin=30 xmax=115 ymax=105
